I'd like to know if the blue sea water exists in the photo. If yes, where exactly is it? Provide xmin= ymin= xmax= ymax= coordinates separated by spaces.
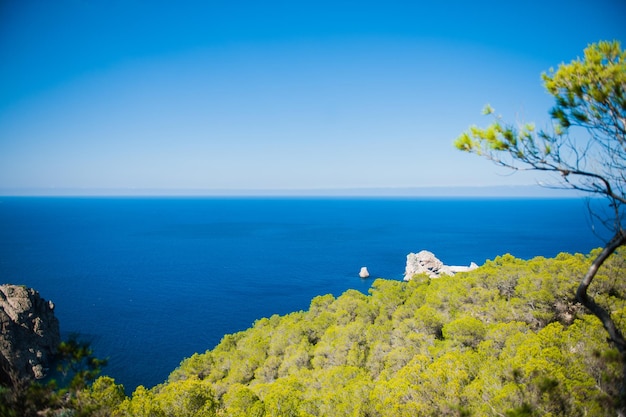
xmin=0 ymin=197 xmax=607 ymax=392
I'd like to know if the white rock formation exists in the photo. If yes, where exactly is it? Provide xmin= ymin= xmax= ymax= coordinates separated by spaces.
xmin=404 ymin=251 xmax=478 ymax=281
xmin=450 ymin=262 xmax=479 ymax=273
xmin=359 ymin=267 xmax=370 ymax=278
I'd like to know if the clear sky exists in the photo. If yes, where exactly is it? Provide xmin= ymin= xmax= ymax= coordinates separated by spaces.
xmin=1 ymin=0 xmax=625 ymax=195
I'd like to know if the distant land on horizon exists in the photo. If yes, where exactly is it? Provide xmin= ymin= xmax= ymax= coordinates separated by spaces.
xmin=0 ymin=185 xmax=583 ymax=198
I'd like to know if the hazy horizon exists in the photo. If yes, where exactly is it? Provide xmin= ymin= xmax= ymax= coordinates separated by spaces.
xmin=0 ymin=184 xmax=583 ymax=198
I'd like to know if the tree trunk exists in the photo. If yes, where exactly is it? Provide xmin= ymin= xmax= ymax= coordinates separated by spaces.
xmin=576 ymin=230 xmax=626 ymax=353
xmin=576 ymin=230 xmax=626 ymax=411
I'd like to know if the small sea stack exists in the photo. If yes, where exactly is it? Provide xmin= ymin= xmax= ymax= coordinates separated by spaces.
xmin=359 ymin=267 xmax=370 ymax=278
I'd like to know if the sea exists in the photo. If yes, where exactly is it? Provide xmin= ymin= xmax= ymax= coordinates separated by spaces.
xmin=0 ymin=197 xmax=608 ymax=392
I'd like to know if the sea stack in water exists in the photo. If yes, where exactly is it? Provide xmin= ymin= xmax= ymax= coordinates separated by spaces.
xmin=404 ymin=250 xmax=478 ymax=281
xmin=0 ymin=284 xmax=61 ymax=383
xmin=359 ymin=267 xmax=370 ymax=278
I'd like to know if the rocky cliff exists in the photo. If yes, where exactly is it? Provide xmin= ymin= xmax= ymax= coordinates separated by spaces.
xmin=404 ymin=250 xmax=478 ymax=280
xmin=0 ymin=284 xmax=60 ymax=383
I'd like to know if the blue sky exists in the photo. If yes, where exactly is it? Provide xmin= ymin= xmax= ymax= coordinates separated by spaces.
xmin=1 ymin=0 xmax=625 ymax=195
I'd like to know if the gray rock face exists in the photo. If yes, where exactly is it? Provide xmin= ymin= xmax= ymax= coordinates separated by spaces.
xmin=0 ymin=285 xmax=60 ymax=382
xmin=403 ymin=251 xmax=478 ymax=281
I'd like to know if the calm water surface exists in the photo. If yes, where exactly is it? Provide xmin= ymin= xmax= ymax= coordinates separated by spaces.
xmin=0 ymin=197 xmax=605 ymax=391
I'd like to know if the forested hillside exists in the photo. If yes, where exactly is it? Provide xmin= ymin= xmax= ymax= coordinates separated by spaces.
xmin=5 ymin=250 xmax=625 ymax=416
xmin=113 ymin=250 xmax=626 ymax=416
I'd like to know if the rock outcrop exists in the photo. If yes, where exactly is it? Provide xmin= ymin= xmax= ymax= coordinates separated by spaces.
xmin=403 ymin=251 xmax=478 ymax=281
xmin=450 ymin=262 xmax=479 ymax=274
xmin=359 ymin=267 xmax=370 ymax=278
xmin=0 ymin=284 xmax=60 ymax=383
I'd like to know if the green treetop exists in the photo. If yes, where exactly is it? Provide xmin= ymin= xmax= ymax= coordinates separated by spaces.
xmin=455 ymin=40 xmax=626 ymax=361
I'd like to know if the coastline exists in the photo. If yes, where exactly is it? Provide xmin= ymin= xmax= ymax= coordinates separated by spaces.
xmin=0 ymin=197 xmax=601 ymax=391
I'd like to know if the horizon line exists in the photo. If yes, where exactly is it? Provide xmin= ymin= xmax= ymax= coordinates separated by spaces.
xmin=0 ymin=185 xmax=583 ymax=198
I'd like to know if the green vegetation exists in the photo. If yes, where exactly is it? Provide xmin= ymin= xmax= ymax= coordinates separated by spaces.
xmin=155 ymin=250 xmax=626 ymax=416
xmin=2 ymin=250 xmax=625 ymax=416
xmin=455 ymin=40 xmax=626 ymax=357
xmin=0 ymin=334 xmax=111 ymax=417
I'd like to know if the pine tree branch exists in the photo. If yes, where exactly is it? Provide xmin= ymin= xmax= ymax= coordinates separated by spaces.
xmin=576 ymin=230 xmax=626 ymax=354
